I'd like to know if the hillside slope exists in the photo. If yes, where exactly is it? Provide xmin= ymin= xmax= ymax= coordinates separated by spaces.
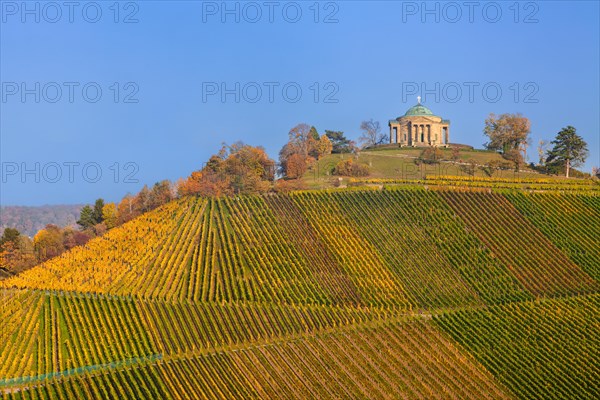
xmin=303 ymin=147 xmax=547 ymax=188
xmin=1 ymin=187 xmax=599 ymax=399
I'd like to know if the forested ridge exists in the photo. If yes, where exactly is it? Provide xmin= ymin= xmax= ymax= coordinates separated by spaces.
xmin=0 ymin=205 xmax=83 ymax=237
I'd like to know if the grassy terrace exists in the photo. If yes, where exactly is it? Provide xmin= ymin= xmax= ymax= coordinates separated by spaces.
xmin=303 ymin=146 xmax=581 ymax=189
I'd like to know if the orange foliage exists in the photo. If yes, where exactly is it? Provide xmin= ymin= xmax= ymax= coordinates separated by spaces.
xmin=178 ymin=143 xmax=274 ymax=197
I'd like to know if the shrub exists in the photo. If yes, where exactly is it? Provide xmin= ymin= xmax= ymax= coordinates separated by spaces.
xmin=333 ymin=159 xmax=370 ymax=177
xmin=419 ymin=147 xmax=444 ymax=165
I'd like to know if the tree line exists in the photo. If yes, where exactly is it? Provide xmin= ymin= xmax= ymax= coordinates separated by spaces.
xmin=482 ymin=113 xmax=591 ymax=178
xmin=176 ymin=124 xmax=369 ymax=195
xmin=0 ymin=180 xmax=176 ymax=276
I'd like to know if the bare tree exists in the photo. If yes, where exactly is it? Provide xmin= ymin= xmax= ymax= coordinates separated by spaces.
xmin=537 ymin=140 xmax=549 ymax=165
xmin=359 ymin=119 xmax=385 ymax=148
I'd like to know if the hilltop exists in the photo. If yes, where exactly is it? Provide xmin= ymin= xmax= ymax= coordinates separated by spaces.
xmin=1 ymin=185 xmax=599 ymax=399
xmin=302 ymin=146 xmax=578 ymax=189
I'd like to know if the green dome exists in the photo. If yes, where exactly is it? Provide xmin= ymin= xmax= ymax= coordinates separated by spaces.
xmin=404 ymin=104 xmax=435 ymax=117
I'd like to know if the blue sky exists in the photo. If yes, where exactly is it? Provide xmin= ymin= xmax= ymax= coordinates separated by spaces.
xmin=1 ymin=0 xmax=599 ymax=205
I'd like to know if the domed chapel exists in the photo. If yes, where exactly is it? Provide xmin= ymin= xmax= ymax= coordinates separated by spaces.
xmin=389 ymin=97 xmax=450 ymax=147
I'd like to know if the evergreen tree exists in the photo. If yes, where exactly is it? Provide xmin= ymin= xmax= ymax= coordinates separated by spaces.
xmin=92 ymin=199 xmax=105 ymax=224
xmin=325 ymin=130 xmax=352 ymax=154
xmin=77 ymin=205 xmax=95 ymax=229
xmin=546 ymin=126 xmax=589 ymax=177
xmin=0 ymin=228 xmax=20 ymax=251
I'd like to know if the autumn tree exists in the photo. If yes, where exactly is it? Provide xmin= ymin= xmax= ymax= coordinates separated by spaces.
xmin=73 ymin=231 xmax=92 ymax=246
xmin=62 ymin=227 xmax=77 ymax=250
xmin=483 ymin=113 xmax=531 ymax=165
xmin=1 ymin=232 xmax=35 ymax=274
xmin=279 ymin=124 xmax=342 ymax=179
xmin=285 ymin=153 xmax=309 ymax=179
xmin=0 ymin=228 xmax=27 ymax=272
xmin=135 ymin=186 xmax=151 ymax=214
xmin=545 ymin=126 xmax=589 ymax=178
xmin=179 ymin=143 xmax=275 ymax=196
xmin=333 ymin=159 xmax=370 ymax=177
xmin=358 ymin=119 xmax=385 ymax=148
xmin=34 ymin=225 xmax=65 ymax=262
xmin=3 ymin=224 xmax=92 ymax=273
xmin=178 ymin=165 xmax=232 ymax=198
xmin=176 ymin=174 xmax=201 ymax=198
xmin=278 ymin=145 xmax=295 ymax=177
xmin=315 ymin=134 xmax=333 ymax=158
xmin=102 ymin=203 xmax=118 ymax=229
xmin=117 ymin=194 xmax=137 ymax=224
xmin=0 ymin=240 xmax=18 ymax=271
xmin=279 ymin=123 xmax=317 ymax=178
xmin=61 ymin=226 xmax=93 ymax=251
xmin=148 ymin=180 xmax=174 ymax=209
xmin=288 ymin=123 xmax=312 ymax=156
xmin=224 ymin=142 xmax=275 ymax=194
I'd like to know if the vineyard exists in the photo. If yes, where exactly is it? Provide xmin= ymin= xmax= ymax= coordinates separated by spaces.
xmin=1 ymin=186 xmax=599 ymax=398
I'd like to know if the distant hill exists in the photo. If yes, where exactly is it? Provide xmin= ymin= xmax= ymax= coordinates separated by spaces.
xmin=1 ymin=186 xmax=599 ymax=398
xmin=0 ymin=204 xmax=83 ymax=237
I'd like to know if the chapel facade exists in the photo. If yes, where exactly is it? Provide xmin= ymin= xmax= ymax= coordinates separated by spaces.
xmin=389 ymin=98 xmax=450 ymax=147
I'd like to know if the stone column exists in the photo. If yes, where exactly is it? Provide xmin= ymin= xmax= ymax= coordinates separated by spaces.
xmin=414 ymin=124 xmax=418 ymax=144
